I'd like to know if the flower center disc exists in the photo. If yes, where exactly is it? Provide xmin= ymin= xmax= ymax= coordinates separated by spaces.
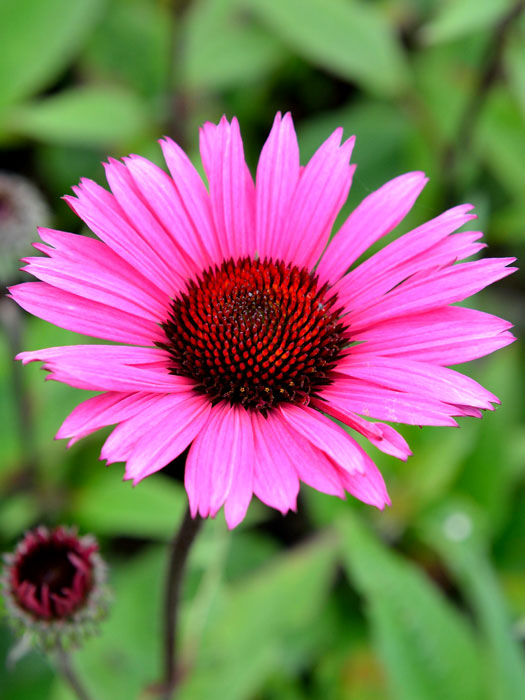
xmin=162 ymin=257 xmax=349 ymax=410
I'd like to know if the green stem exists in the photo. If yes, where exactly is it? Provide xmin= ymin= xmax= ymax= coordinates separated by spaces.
xmin=160 ymin=506 xmax=203 ymax=699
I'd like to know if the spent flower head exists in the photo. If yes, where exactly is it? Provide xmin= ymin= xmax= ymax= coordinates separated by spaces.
xmin=2 ymin=526 xmax=109 ymax=651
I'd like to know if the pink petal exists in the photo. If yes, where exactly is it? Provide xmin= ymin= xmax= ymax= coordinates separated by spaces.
xmin=33 ymin=228 xmax=170 ymax=320
xmin=56 ymin=391 xmax=158 ymax=445
xmin=17 ymin=345 xmax=194 ymax=393
xmin=123 ymin=393 xmax=211 ymax=483
xmin=65 ymin=179 xmax=185 ymax=297
xmin=103 ymin=157 xmax=197 ymax=281
xmin=322 ymin=379 xmax=460 ymax=426
xmin=350 ymin=306 xmax=515 ymax=365
xmin=9 ymin=283 xmax=164 ymax=345
xmin=279 ymin=404 xmax=368 ymax=475
xmin=282 ymin=129 xmax=355 ymax=270
xmin=336 ymin=355 xmax=499 ymax=410
xmin=185 ymin=402 xmax=255 ymax=527
xmin=332 ymin=204 xmax=477 ymax=309
xmin=311 ymin=397 xmax=411 ymax=461
xmin=262 ymin=412 xmax=345 ymax=497
xmin=101 ymin=390 xmax=204 ymax=468
xmin=160 ymin=136 xmax=222 ymax=264
xmin=251 ymin=411 xmax=301 ymax=514
xmin=122 ymin=155 xmax=214 ymax=271
xmin=199 ymin=116 xmax=256 ymax=259
xmin=317 ymin=171 xmax=428 ymax=284
xmin=21 ymin=254 xmax=165 ymax=323
xmin=337 ymin=232 xmax=486 ymax=313
xmin=335 ymin=446 xmax=391 ymax=509
xmin=255 ymin=112 xmax=300 ymax=260
xmin=347 ymin=257 xmax=516 ymax=331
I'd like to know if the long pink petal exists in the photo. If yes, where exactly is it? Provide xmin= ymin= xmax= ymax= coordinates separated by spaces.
xmin=263 ymin=413 xmax=345 ymax=497
xmin=311 ymin=397 xmax=411 ymax=461
xmin=283 ymin=129 xmax=355 ymax=269
xmin=160 ymin=136 xmax=222 ymax=264
xmin=322 ymin=379 xmax=460 ymax=426
xmin=123 ymin=393 xmax=211 ymax=483
xmin=317 ymin=171 xmax=428 ymax=284
xmin=33 ymin=228 xmax=170 ymax=319
xmin=100 ymin=391 xmax=205 ymax=471
xmin=347 ymin=258 xmax=516 ymax=331
xmin=56 ymin=391 xmax=158 ymax=445
xmin=334 ymin=447 xmax=391 ymax=509
xmin=17 ymin=345 xmax=194 ymax=393
xmin=21 ymin=255 xmax=165 ymax=323
xmin=185 ymin=402 xmax=255 ymax=526
xmin=65 ymin=179 xmax=185 ymax=297
xmin=337 ymin=355 xmax=499 ymax=409
xmin=332 ymin=204 xmax=477 ymax=308
xmin=334 ymin=205 xmax=474 ymax=288
xmin=223 ymin=408 xmax=256 ymax=529
xmin=199 ymin=116 xmax=256 ymax=259
xmin=122 ymin=155 xmax=213 ymax=271
xmin=103 ymin=158 xmax=197 ymax=281
xmin=9 ymin=283 xmax=164 ymax=345
xmin=255 ymin=112 xmax=300 ymax=260
xmin=350 ymin=306 xmax=515 ymax=365
xmin=336 ymin=232 xmax=486 ymax=313
xmin=251 ymin=411 xmax=301 ymax=514
xmin=279 ymin=404 xmax=368 ymax=475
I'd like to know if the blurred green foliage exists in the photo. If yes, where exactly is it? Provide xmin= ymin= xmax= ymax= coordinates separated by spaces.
xmin=0 ymin=0 xmax=523 ymax=698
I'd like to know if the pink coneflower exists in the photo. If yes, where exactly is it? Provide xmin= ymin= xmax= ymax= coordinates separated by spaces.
xmin=10 ymin=113 xmax=516 ymax=528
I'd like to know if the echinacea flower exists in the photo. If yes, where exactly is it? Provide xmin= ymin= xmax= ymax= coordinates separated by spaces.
xmin=2 ymin=526 xmax=108 ymax=648
xmin=10 ymin=113 xmax=516 ymax=528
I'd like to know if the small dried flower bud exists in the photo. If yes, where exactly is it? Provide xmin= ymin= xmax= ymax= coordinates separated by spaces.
xmin=1 ymin=526 xmax=109 ymax=651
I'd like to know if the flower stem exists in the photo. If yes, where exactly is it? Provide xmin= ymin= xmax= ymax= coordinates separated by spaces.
xmin=56 ymin=644 xmax=94 ymax=700
xmin=161 ymin=506 xmax=203 ymax=699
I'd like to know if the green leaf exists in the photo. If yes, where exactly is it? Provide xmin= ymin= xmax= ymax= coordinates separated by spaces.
xmin=421 ymin=0 xmax=513 ymax=44
xmin=184 ymin=22 xmax=286 ymax=91
xmin=419 ymin=500 xmax=525 ymax=700
xmin=178 ymin=534 xmax=339 ymax=699
xmin=475 ymin=88 xmax=525 ymax=200
xmin=455 ymin=345 xmax=523 ymax=530
xmin=82 ymin=0 xmax=171 ymax=98
xmin=243 ymin=0 xmax=409 ymax=96
xmin=72 ymin=468 xmax=186 ymax=539
xmin=0 ymin=626 xmax=54 ymax=700
xmin=505 ymin=27 xmax=525 ymax=119
xmin=338 ymin=512 xmax=484 ymax=700
xmin=5 ymin=87 xmax=150 ymax=147
xmin=0 ymin=0 xmax=105 ymax=109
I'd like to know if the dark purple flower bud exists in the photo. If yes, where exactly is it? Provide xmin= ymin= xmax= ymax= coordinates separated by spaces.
xmin=2 ymin=526 xmax=109 ymax=650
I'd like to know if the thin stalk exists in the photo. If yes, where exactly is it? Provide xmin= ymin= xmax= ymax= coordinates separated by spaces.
xmin=160 ymin=506 xmax=203 ymax=699
xmin=55 ymin=645 xmax=94 ymax=700
xmin=443 ymin=0 xmax=525 ymax=200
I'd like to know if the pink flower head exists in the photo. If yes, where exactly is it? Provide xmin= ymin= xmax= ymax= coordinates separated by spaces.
xmin=10 ymin=113 xmax=516 ymax=528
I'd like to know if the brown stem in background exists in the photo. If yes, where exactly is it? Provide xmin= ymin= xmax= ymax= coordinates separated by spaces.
xmin=159 ymin=506 xmax=203 ymax=700
xmin=442 ymin=0 xmax=525 ymax=200
xmin=0 ymin=297 xmax=37 ymax=488
xmin=56 ymin=644 xmax=95 ymax=700
xmin=165 ymin=0 xmax=193 ymax=147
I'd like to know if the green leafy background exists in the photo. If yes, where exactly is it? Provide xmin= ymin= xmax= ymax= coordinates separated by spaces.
xmin=0 ymin=1 xmax=523 ymax=698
